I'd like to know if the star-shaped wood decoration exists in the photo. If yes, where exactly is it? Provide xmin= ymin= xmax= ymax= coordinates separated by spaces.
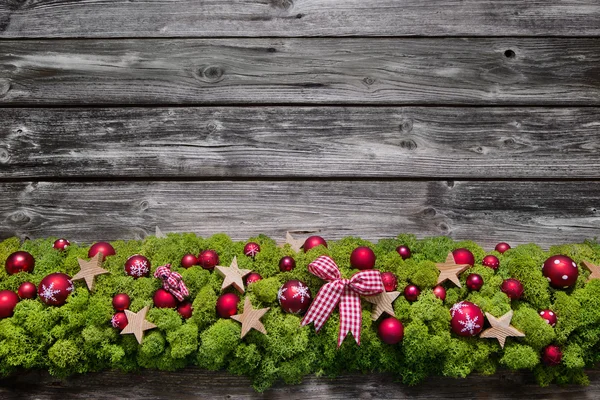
xmin=581 ymin=260 xmax=600 ymax=282
xmin=231 ymin=297 xmax=270 ymax=338
xmin=277 ymin=231 xmax=304 ymax=253
xmin=479 ymin=310 xmax=525 ymax=348
xmin=120 ymin=306 xmax=157 ymax=344
xmin=155 ymin=226 xmax=166 ymax=238
xmin=215 ymin=256 xmax=252 ymax=293
xmin=363 ymin=291 xmax=400 ymax=320
xmin=435 ymin=252 xmax=471 ymax=287
xmin=73 ymin=253 xmax=109 ymax=290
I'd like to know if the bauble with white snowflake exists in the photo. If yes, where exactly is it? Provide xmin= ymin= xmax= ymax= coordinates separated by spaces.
xmin=38 ymin=273 xmax=74 ymax=306
xmin=111 ymin=312 xmax=128 ymax=330
xmin=277 ymin=280 xmax=312 ymax=314
xmin=124 ymin=255 xmax=151 ymax=278
xmin=542 ymin=255 xmax=578 ymax=289
xmin=243 ymin=242 xmax=260 ymax=258
xmin=450 ymin=301 xmax=484 ymax=337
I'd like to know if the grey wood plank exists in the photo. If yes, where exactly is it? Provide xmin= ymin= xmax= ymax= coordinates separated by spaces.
xmin=2 ymin=107 xmax=600 ymax=179
xmin=1 ymin=38 xmax=599 ymax=106
xmin=1 ymin=1 xmax=599 ymax=38
xmin=1 ymin=180 xmax=599 ymax=249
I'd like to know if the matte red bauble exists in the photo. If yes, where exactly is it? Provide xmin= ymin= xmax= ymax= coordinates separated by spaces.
xmin=112 ymin=293 xmax=131 ymax=311
xmin=5 ymin=251 xmax=35 ymax=275
xmin=38 ymin=273 xmax=74 ymax=306
xmin=153 ymin=288 xmax=177 ymax=308
xmin=124 ymin=255 xmax=151 ymax=278
xmin=278 ymin=280 xmax=312 ymax=314
xmin=495 ymin=242 xmax=511 ymax=254
xmin=396 ymin=245 xmax=411 ymax=260
xmin=302 ymin=236 xmax=327 ymax=252
xmin=501 ymin=278 xmax=524 ymax=300
xmin=88 ymin=242 xmax=116 ymax=260
xmin=350 ymin=246 xmax=376 ymax=270
xmin=542 ymin=344 xmax=562 ymax=366
xmin=433 ymin=285 xmax=446 ymax=301
xmin=539 ymin=309 xmax=557 ymax=327
xmin=243 ymin=242 xmax=261 ymax=258
xmin=279 ymin=256 xmax=296 ymax=272
xmin=378 ymin=317 xmax=404 ymax=344
xmin=380 ymin=272 xmax=398 ymax=292
xmin=180 ymin=253 xmax=198 ymax=269
xmin=542 ymin=255 xmax=579 ymax=289
xmin=177 ymin=301 xmax=193 ymax=319
xmin=111 ymin=312 xmax=128 ymax=330
xmin=404 ymin=284 xmax=420 ymax=302
xmin=216 ymin=293 xmax=240 ymax=318
xmin=198 ymin=250 xmax=219 ymax=270
xmin=53 ymin=238 xmax=70 ymax=251
xmin=0 ymin=290 xmax=19 ymax=319
xmin=482 ymin=255 xmax=500 ymax=270
xmin=466 ymin=273 xmax=484 ymax=291
xmin=246 ymin=272 xmax=262 ymax=285
xmin=17 ymin=282 xmax=37 ymax=299
xmin=450 ymin=301 xmax=484 ymax=336
xmin=452 ymin=248 xmax=475 ymax=266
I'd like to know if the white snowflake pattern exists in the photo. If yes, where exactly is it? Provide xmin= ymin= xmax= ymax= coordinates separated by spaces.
xmin=67 ymin=281 xmax=74 ymax=292
xmin=39 ymin=282 xmax=61 ymax=302
xmin=278 ymin=286 xmax=288 ymax=302
xmin=292 ymin=282 xmax=310 ymax=303
xmin=130 ymin=260 xmax=149 ymax=277
xmin=289 ymin=309 xmax=301 ymax=315
xmin=245 ymin=244 xmax=260 ymax=257
xmin=459 ymin=314 xmax=481 ymax=335
xmin=110 ymin=315 xmax=120 ymax=328
xmin=450 ymin=301 xmax=469 ymax=317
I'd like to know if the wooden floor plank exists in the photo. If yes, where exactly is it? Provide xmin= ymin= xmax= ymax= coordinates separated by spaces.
xmin=1 ymin=39 xmax=599 ymax=106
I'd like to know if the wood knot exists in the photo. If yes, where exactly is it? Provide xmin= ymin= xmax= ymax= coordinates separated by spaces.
xmin=438 ymin=223 xmax=450 ymax=233
xmin=198 ymin=65 xmax=224 ymax=83
xmin=139 ymin=200 xmax=149 ymax=211
xmin=206 ymin=121 xmax=218 ymax=132
xmin=9 ymin=210 xmax=31 ymax=224
xmin=0 ymin=147 xmax=9 ymax=164
xmin=422 ymin=207 xmax=437 ymax=218
xmin=504 ymin=49 xmax=516 ymax=59
xmin=399 ymin=119 xmax=413 ymax=133
xmin=0 ymin=79 xmax=11 ymax=98
xmin=399 ymin=139 xmax=417 ymax=151
xmin=270 ymin=0 xmax=294 ymax=10
xmin=446 ymin=180 xmax=455 ymax=188
xmin=362 ymin=77 xmax=375 ymax=86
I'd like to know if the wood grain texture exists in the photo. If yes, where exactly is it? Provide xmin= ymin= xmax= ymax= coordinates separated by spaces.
xmin=1 ymin=1 xmax=600 ymax=38
xmin=1 ymin=39 xmax=599 ymax=106
xmin=1 ymin=180 xmax=599 ymax=249
xmin=2 ymin=107 xmax=600 ymax=179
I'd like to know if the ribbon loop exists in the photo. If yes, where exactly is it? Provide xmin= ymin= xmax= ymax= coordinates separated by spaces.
xmin=154 ymin=264 xmax=190 ymax=302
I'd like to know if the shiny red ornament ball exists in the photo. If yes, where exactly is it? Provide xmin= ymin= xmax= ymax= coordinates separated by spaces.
xmin=404 ymin=284 xmax=420 ymax=302
xmin=279 ymin=256 xmax=296 ymax=272
xmin=378 ymin=317 xmax=404 ymax=344
xmin=350 ymin=246 xmax=376 ymax=270
xmin=53 ymin=238 xmax=70 ymax=251
xmin=180 ymin=253 xmax=198 ymax=269
xmin=539 ymin=309 xmax=557 ymax=327
xmin=302 ymin=236 xmax=327 ymax=252
xmin=466 ymin=273 xmax=484 ymax=291
xmin=17 ymin=282 xmax=37 ymax=299
xmin=495 ymin=242 xmax=511 ymax=254
xmin=153 ymin=288 xmax=177 ymax=308
xmin=124 ymin=255 xmax=151 ymax=278
xmin=38 ymin=273 xmax=74 ymax=306
xmin=246 ymin=272 xmax=262 ymax=285
xmin=111 ymin=312 xmax=128 ymax=330
xmin=243 ymin=242 xmax=261 ymax=258
xmin=112 ymin=293 xmax=131 ymax=311
xmin=450 ymin=301 xmax=484 ymax=336
xmin=395 ymin=245 xmax=411 ymax=260
xmin=177 ymin=301 xmax=193 ymax=319
xmin=542 ymin=344 xmax=562 ymax=366
xmin=216 ymin=293 xmax=240 ymax=318
xmin=482 ymin=255 xmax=500 ymax=270
xmin=542 ymin=255 xmax=579 ymax=289
xmin=0 ymin=290 xmax=19 ymax=319
xmin=5 ymin=251 xmax=35 ymax=275
xmin=198 ymin=250 xmax=219 ymax=270
xmin=278 ymin=280 xmax=312 ymax=314
xmin=501 ymin=278 xmax=524 ymax=300
xmin=380 ymin=272 xmax=398 ymax=292
xmin=433 ymin=285 xmax=446 ymax=301
xmin=452 ymin=248 xmax=475 ymax=266
xmin=88 ymin=242 xmax=116 ymax=260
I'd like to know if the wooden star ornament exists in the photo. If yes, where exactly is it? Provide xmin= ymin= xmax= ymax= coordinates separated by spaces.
xmin=73 ymin=253 xmax=109 ymax=290
xmin=363 ymin=291 xmax=400 ymax=320
xmin=581 ymin=260 xmax=600 ymax=282
xmin=215 ymin=256 xmax=252 ymax=293
xmin=155 ymin=226 xmax=166 ymax=238
xmin=480 ymin=310 xmax=525 ymax=348
xmin=278 ymin=231 xmax=304 ymax=253
xmin=120 ymin=306 xmax=157 ymax=344
xmin=435 ymin=252 xmax=471 ymax=287
xmin=231 ymin=297 xmax=270 ymax=338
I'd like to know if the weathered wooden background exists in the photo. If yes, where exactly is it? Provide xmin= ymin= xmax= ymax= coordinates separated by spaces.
xmin=1 ymin=1 xmax=600 ymax=398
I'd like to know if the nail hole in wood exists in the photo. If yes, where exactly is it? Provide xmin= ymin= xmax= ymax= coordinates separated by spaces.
xmin=296 ymin=13 xmax=303 ymax=19
xmin=504 ymin=50 xmax=516 ymax=58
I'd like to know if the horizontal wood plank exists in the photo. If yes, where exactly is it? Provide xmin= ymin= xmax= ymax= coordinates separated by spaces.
xmin=2 ymin=107 xmax=600 ymax=179
xmin=1 ymin=39 xmax=599 ymax=106
xmin=1 ymin=180 xmax=599 ymax=249
xmin=1 ymin=1 xmax=599 ymax=38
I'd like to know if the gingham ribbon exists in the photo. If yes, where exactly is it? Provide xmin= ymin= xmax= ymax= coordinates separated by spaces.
xmin=301 ymin=255 xmax=384 ymax=347
xmin=154 ymin=264 xmax=189 ymax=302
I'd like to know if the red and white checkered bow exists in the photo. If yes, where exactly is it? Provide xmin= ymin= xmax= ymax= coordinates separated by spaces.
xmin=301 ymin=255 xmax=384 ymax=347
xmin=154 ymin=264 xmax=189 ymax=302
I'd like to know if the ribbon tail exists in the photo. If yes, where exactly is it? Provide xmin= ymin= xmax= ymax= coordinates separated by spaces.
xmin=301 ymin=281 xmax=342 ymax=332
xmin=338 ymin=286 xmax=362 ymax=347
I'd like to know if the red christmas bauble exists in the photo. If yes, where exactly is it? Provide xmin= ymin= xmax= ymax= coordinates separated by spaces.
xmin=153 ymin=288 xmax=177 ymax=308
xmin=112 ymin=293 xmax=131 ymax=311
xmin=279 ymin=256 xmax=296 ymax=272
xmin=539 ymin=309 xmax=557 ymax=327
xmin=124 ymin=255 xmax=151 ymax=278
xmin=177 ymin=301 xmax=193 ymax=319
xmin=466 ymin=273 xmax=484 ymax=291
xmin=53 ymin=238 xmax=70 ymax=251
xmin=17 ymin=282 xmax=37 ymax=299
xmin=216 ymin=293 xmax=240 ymax=318
xmin=482 ymin=255 xmax=500 ymax=270
xmin=501 ymin=278 xmax=524 ymax=300
xmin=452 ymin=248 xmax=475 ymax=266
xmin=396 ymin=245 xmax=411 ymax=260
xmin=246 ymin=272 xmax=262 ymax=285
xmin=433 ymin=285 xmax=446 ymax=301
xmin=111 ymin=312 xmax=128 ymax=330
xmin=278 ymin=280 xmax=312 ymax=314
xmin=380 ymin=272 xmax=398 ymax=292
xmin=198 ymin=250 xmax=219 ymax=270
xmin=450 ymin=301 xmax=484 ymax=336
xmin=181 ymin=253 xmax=198 ymax=269
xmin=243 ymin=242 xmax=261 ymax=258
xmin=542 ymin=344 xmax=562 ymax=366
xmin=5 ymin=251 xmax=35 ymax=275
xmin=350 ymin=246 xmax=376 ymax=270
xmin=495 ymin=242 xmax=511 ymax=254
xmin=88 ymin=242 xmax=116 ymax=260
xmin=38 ymin=273 xmax=74 ymax=306
xmin=378 ymin=317 xmax=404 ymax=344
xmin=0 ymin=290 xmax=19 ymax=319
xmin=302 ymin=236 xmax=327 ymax=252
xmin=404 ymin=284 xmax=420 ymax=302
xmin=542 ymin=255 xmax=579 ymax=289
